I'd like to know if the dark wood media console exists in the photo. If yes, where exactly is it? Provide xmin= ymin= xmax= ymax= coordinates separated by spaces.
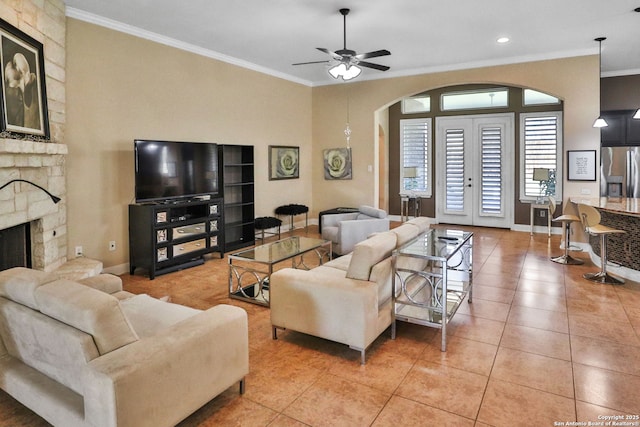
xmin=129 ymin=198 xmax=224 ymax=279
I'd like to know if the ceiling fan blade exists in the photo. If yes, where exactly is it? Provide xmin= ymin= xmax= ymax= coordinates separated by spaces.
xmin=292 ymin=60 xmax=330 ymax=66
xmin=355 ymin=49 xmax=391 ymax=60
xmin=317 ymin=47 xmax=342 ymax=60
xmin=358 ymin=61 xmax=390 ymax=71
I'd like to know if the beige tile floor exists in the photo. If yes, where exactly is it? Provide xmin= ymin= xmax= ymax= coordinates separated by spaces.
xmin=2 ymin=224 xmax=640 ymax=426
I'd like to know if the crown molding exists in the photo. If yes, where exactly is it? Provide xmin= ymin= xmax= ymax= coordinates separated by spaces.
xmin=65 ymin=7 xmax=314 ymax=87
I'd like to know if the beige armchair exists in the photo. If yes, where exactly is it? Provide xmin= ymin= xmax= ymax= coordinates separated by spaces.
xmin=0 ymin=267 xmax=249 ymax=427
xmin=321 ymin=205 xmax=390 ymax=255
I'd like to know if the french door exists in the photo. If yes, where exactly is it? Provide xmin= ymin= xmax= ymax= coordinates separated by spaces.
xmin=435 ymin=114 xmax=514 ymax=227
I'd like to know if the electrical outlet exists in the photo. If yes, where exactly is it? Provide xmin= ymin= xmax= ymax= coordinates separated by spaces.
xmin=75 ymin=246 xmax=83 ymax=257
xmin=109 ymin=241 xmax=116 ymax=251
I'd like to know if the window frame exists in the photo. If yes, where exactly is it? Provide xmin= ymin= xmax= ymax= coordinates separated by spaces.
xmin=441 ymin=87 xmax=509 ymax=111
xmin=519 ymin=111 xmax=563 ymax=202
xmin=399 ymin=117 xmax=432 ymax=197
xmin=401 ymin=95 xmax=431 ymax=114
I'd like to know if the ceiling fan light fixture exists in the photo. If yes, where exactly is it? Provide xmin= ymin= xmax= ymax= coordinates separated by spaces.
xmin=343 ymin=64 xmax=361 ymax=80
xmin=328 ymin=63 xmax=361 ymax=81
xmin=329 ymin=63 xmax=347 ymax=79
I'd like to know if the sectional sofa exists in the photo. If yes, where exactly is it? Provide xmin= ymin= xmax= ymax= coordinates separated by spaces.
xmin=270 ymin=217 xmax=432 ymax=363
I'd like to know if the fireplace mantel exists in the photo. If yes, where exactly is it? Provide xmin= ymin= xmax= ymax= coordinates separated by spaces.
xmin=0 ymin=138 xmax=68 ymax=156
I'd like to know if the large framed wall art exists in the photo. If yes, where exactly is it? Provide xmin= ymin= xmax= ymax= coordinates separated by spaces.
xmin=269 ymin=145 xmax=299 ymax=180
xmin=323 ymin=147 xmax=352 ymax=180
xmin=0 ymin=18 xmax=49 ymax=138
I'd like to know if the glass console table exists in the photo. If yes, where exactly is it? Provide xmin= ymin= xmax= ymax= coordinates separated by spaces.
xmin=392 ymin=228 xmax=473 ymax=351
xmin=228 ymin=236 xmax=331 ymax=306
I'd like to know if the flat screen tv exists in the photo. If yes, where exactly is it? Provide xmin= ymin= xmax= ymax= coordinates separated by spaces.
xmin=134 ymin=139 xmax=219 ymax=203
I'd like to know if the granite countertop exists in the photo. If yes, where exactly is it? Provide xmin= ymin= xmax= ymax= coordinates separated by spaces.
xmin=570 ymin=197 xmax=640 ymax=217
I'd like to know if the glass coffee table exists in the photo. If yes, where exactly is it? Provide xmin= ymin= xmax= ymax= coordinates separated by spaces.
xmin=228 ymin=236 xmax=332 ymax=306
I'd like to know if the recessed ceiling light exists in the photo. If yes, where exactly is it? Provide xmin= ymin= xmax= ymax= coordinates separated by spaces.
xmin=497 ymin=37 xmax=510 ymax=44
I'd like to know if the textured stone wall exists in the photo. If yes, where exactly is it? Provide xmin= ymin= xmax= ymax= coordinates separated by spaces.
xmin=0 ymin=0 xmax=67 ymax=271
xmin=589 ymin=209 xmax=640 ymax=271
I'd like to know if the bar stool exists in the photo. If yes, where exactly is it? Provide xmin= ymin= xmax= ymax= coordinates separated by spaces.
xmin=577 ymin=203 xmax=625 ymax=284
xmin=549 ymin=197 xmax=584 ymax=265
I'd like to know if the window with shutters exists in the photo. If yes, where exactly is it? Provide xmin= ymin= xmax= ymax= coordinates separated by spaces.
xmin=400 ymin=118 xmax=432 ymax=197
xmin=520 ymin=112 xmax=563 ymax=201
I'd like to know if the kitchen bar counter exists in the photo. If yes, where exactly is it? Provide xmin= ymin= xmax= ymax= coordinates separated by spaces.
xmin=570 ymin=197 xmax=640 ymax=278
xmin=569 ymin=197 xmax=640 ymax=217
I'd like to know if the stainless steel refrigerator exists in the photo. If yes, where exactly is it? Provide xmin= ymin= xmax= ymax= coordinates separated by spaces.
xmin=600 ymin=146 xmax=640 ymax=197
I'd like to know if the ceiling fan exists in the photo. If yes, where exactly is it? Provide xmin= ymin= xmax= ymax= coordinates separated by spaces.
xmin=293 ymin=8 xmax=391 ymax=80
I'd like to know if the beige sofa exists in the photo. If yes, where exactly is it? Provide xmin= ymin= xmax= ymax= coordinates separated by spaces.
xmin=270 ymin=217 xmax=432 ymax=364
xmin=0 ymin=267 xmax=249 ymax=427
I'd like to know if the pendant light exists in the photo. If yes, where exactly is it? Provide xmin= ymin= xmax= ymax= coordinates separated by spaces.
xmin=593 ymin=37 xmax=608 ymax=128
xmin=344 ymin=87 xmax=351 ymax=147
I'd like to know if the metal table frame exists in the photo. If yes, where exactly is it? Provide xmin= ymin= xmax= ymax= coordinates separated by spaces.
xmin=392 ymin=228 xmax=473 ymax=351
xmin=228 ymin=236 xmax=332 ymax=307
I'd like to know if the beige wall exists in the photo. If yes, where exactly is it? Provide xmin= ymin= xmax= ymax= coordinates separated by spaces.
xmin=66 ymin=19 xmax=312 ymax=270
xmin=67 ymin=17 xmax=602 ymax=270
xmin=311 ymin=56 xmax=602 ymax=219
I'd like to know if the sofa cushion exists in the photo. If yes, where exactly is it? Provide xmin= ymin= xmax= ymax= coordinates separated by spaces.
xmin=346 ymin=232 xmax=397 ymax=281
xmin=34 ymin=279 xmax=138 ymax=355
xmin=391 ymin=223 xmax=420 ymax=248
xmin=406 ymin=217 xmax=432 ymax=233
xmin=0 ymin=297 xmax=101 ymax=396
xmin=307 ymin=265 xmax=349 ymax=279
xmin=0 ymin=267 xmax=56 ymax=310
xmin=322 ymin=254 xmax=352 ymax=272
xmin=77 ymin=273 xmax=123 ymax=294
xmin=119 ymin=294 xmax=201 ymax=338
xmin=358 ymin=205 xmax=387 ymax=219
xmin=369 ymin=258 xmax=393 ymax=307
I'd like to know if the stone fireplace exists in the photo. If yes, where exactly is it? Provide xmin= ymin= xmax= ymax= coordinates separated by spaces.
xmin=0 ymin=138 xmax=67 ymax=271
xmin=0 ymin=0 xmax=67 ymax=272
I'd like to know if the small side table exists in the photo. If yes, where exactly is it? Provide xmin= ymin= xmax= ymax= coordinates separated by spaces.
xmin=530 ymin=202 xmax=551 ymax=236
xmin=400 ymin=195 xmax=421 ymax=222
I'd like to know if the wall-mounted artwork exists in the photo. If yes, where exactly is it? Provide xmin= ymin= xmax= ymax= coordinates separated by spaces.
xmin=0 ymin=18 xmax=49 ymax=138
xmin=323 ymin=147 xmax=352 ymax=180
xmin=269 ymin=145 xmax=299 ymax=180
xmin=567 ymin=150 xmax=596 ymax=181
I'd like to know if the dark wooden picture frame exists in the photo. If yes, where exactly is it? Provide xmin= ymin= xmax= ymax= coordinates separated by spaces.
xmin=269 ymin=145 xmax=299 ymax=180
xmin=0 ymin=17 xmax=49 ymax=138
xmin=567 ymin=150 xmax=596 ymax=181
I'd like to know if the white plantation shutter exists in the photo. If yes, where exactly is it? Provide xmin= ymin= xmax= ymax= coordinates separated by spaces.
xmin=520 ymin=112 xmax=563 ymax=199
xmin=400 ymin=118 xmax=432 ymax=197
xmin=480 ymin=126 xmax=503 ymax=214
xmin=445 ymin=128 xmax=465 ymax=211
